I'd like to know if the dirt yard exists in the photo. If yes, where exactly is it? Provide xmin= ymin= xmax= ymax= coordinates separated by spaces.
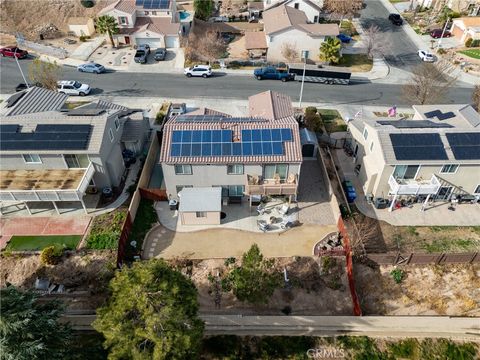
xmin=171 ymin=256 xmax=354 ymax=315
xmin=1 ymin=251 xmax=116 ymax=310
xmin=355 ymin=262 xmax=480 ymax=316
xmin=0 ymin=0 xmax=110 ymax=38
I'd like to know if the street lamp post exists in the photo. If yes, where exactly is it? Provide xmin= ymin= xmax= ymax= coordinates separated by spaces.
xmin=437 ymin=17 xmax=450 ymax=50
xmin=298 ymin=50 xmax=309 ymax=109
xmin=14 ymin=47 xmax=29 ymax=87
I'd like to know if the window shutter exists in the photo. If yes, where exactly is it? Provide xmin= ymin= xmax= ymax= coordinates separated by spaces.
xmin=126 ymin=17 xmax=129 ymax=25
xmin=118 ymin=17 xmax=121 ymax=24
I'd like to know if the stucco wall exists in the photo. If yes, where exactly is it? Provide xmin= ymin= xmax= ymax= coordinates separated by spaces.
xmin=286 ymin=0 xmax=323 ymax=22
xmin=68 ymin=20 xmax=95 ymax=37
xmin=181 ymin=211 xmax=220 ymax=225
xmin=267 ymin=28 xmax=324 ymax=62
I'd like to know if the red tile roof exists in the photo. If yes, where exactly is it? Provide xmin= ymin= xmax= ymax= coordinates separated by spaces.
xmin=245 ymin=31 xmax=268 ymax=49
xmin=248 ymin=91 xmax=294 ymax=120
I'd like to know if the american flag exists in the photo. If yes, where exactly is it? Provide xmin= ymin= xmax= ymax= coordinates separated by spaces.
xmin=388 ymin=105 xmax=397 ymax=117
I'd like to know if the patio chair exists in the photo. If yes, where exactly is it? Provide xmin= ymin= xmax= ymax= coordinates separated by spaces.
xmin=286 ymin=173 xmax=296 ymax=184
xmin=277 ymin=203 xmax=289 ymax=215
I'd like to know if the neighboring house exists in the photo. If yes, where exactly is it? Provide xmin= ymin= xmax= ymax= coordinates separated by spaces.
xmin=248 ymin=1 xmax=265 ymax=19
xmin=98 ymin=0 xmax=182 ymax=48
xmin=263 ymin=0 xmax=324 ymax=23
xmin=159 ymin=91 xmax=303 ymax=225
xmin=420 ymin=0 xmax=480 ymax=15
xmin=451 ymin=16 xmax=480 ymax=43
xmin=245 ymin=31 xmax=268 ymax=58
xmin=346 ymin=104 xmax=480 ymax=211
xmin=0 ymin=87 xmax=148 ymax=214
xmin=67 ymin=17 xmax=96 ymax=37
xmin=262 ymin=5 xmax=339 ymax=62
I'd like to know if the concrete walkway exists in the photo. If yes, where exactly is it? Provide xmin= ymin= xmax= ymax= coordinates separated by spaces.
xmin=142 ymin=223 xmax=338 ymax=259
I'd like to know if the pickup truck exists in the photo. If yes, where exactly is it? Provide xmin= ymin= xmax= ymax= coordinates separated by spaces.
xmin=253 ymin=67 xmax=294 ymax=82
xmin=134 ymin=44 xmax=150 ymax=64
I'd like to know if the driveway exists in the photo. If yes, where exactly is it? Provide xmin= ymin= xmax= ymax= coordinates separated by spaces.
xmin=142 ymin=223 xmax=338 ymax=259
xmin=127 ymin=48 xmax=184 ymax=73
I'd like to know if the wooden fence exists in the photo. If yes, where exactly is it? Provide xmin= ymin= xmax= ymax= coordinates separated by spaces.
xmin=366 ymin=252 xmax=479 ymax=265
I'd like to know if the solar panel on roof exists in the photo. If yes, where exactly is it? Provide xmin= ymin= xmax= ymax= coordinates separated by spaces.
xmin=390 ymin=133 xmax=448 ymax=161
xmin=201 ymin=143 xmax=211 ymax=156
xmin=424 ymin=110 xmax=456 ymax=121
xmin=0 ymin=124 xmax=20 ymax=133
xmin=377 ymin=120 xmax=453 ymax=129
xmin=272 ymin=142 xmax=283 ymax=155
xmin=446 ymin=133 xmax=480 ymax=160
xmin=252 ymin=142 xmax=262 ymax=155
xmin=232 ymin=142 xmax=242 ymax=156
xmin=281 ymin=129 xmax=292 ymax=141
xmin=36 ymin=124 xmax=92 ymax=133
xmin=136 ymin=0 xmax=144 ymax=5
xmin=5 ymin=91 xmax=26 ymax=108
xmin=252 ymin=130 xmax=262 ymax=141
xmin=212 ymin=130 xmax=222 ymax=142
xmin=212 ymin=143 xmax=222 ymax=155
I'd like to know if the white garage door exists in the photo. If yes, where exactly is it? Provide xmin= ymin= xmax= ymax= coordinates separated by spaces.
xmin=135 ymin=37 xmax=163 ymax=48
xmin=165 ymin=36 xmax=179 ymax=48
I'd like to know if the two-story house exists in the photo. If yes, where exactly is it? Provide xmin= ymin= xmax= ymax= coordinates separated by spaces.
xmin=98 ymin=0 xmax=182 ymax=48
xmin=262 ymin=4 xmax=339 ymax=62
xmin=347 ymin=104 xmax=480 ymax=211
xmin=159 ymin=91 xmax=303 ymax=224
xmin=263 ymin=0 xmax=324 ymax=23
xmin=0 ymin=87 xmax=149 ymax=214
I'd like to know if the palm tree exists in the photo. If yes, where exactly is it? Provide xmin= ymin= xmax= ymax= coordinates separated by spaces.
xmin=96 ymin=15 xmax=119 ymax=47
xmin=319 ymin=37 xmax=342 ymax=65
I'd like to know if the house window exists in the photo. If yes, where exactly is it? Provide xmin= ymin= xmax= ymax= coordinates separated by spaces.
xmin=369 ymin=142 xmax=374 ymax=152
xmin=119 ymin=16 xmax=127 ymax=25
xmin=228 ymin=185 xmax=244 ymax=197
xmin=196 ymin=211 xmax=207 ymax=218
xmin=22 ymin=154 xmax=41 ymax=164
xmin=152 ymin=11 xmax=157 ymax=15
xmin=227 ymin=164 xmax=244 ymax=175
xmin=264 ymin=164 xmax=288 ymax=180
xmin=393 ymin=165 xmax=419 ymax=180
xmin=294 ymin=2 xmax=299 ymax=9
xmin=363 ymin=128 xmax=368 ymax=140
xmin=440 ymin=164 xmax=459 ymax=174
xmin=109 ymin=128 xmax=114 ymax=142
xmin=145 ymin=11 xmax=149 ymax=15
xmin=114 ymin=118 xmax=120 ymax=130
xmin=174 ymin=164 xmax=192 ymax=175
xmin=314 ymin=15 xmax=319 ymax=23
xmin=176 ymin=185 xmax=192 ymax=193
xmin=64 ymin=154 xmax=89 ymax=168
xmin=474 ymin=185 xmax=480 ymax=194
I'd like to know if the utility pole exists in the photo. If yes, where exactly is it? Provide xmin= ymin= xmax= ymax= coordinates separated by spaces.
xmin=298 ymin=50 xmax=308 ymax=109
xmin=14 ymin=38 xmax=29 ymax=87
xmin=437 ymin=17 xmax=450 ymax=49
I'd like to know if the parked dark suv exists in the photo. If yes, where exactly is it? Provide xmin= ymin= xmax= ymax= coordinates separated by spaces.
xmin=388 ymin=13 xmax=403 ymax=26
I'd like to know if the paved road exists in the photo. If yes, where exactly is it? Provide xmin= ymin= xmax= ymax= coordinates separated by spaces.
xmin=0 ymin=57 xmax=474 ymax=106
xmin=64 ymin=314 xmax=480 ymax=340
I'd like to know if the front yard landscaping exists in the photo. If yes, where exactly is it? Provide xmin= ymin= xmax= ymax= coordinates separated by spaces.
xmin=336 ymin=54 xmax=373 ymax=72
xmin=459 ymin=49 xmax=480 ymax=60
xmin=318 ymin=109 xmax=347 ymax=133
xmin=5 ymin=235 xmax=82 ymax=251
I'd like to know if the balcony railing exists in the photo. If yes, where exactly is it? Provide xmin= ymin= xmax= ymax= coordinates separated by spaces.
xmin=0 ymin=162 xmax=95 ymax=202
xmin=245 ymin=174 xmax=298 ymax=196
xmin=388 ymin=174 xmax=441 ymax=195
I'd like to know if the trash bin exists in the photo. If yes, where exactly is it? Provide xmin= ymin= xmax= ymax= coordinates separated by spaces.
xmin=374 ymin=198 xmax=388 ymax=209
xmin=169 ymin=199 xmax=178 ymax=210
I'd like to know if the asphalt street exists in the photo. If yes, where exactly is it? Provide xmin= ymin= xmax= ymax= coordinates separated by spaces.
xmin=0 ymin=57 xmax=474 ymax=106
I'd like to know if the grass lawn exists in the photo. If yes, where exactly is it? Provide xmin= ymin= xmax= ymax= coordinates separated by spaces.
xmin=318 ymin=109 xmax=347 ymax=133
xmin=459 ymin=49 xmax=480 ymax=60
xmin=389 ymin=0 xmax=406 ymax=3
xmin=336 ymin=54 xmax=373 ymax=72
xmin=6 ymin=235 xmax=82 ymax=251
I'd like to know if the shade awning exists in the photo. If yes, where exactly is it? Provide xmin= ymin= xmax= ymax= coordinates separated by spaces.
xmin=178 ymin=187 xmax=222 ymax=212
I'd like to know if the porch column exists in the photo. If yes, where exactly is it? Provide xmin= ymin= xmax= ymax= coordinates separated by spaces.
xmin=388 ymin=193 xmax=398 ymax=212
xmin=80 ymin=199 xmax=88 ymax=214
xmin=24 ymin=202 xmax=32 ymax=215
xmin=421 ymin=194 xmax=431 ymax=212
xmin=52 ymin=201 xmax=60 ymax=215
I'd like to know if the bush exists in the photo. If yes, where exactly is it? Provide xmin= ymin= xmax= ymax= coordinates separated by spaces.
xmin=40 ymin=245 xmax=64 ymax=265
xmin=390 ymin=268 xmax=405 ymax=284
xmin=437 ymin=48 xmax=446 ymax=55
xmin=465 ymin=38 xmax=473 ymax=47
xmin=321 ymin=256 xmax=336 ymax=273
xmin=80 ymin=0 xmax=95 ymax=7
xmin=79 ymin=35 xmax=87 ymax=42
xmin=471 ymin=39 xmax=480 ymax=47
xmin=155 ymin=111 xmax=165 ymax=124
xmin=86 ymin=210 xmax=127 ymax=249
xmin=211 ymin=63 xmax=221 ymax=69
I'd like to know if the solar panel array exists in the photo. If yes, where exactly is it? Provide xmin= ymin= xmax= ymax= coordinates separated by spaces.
xmin=0 ymin=124 xmax=92 ymax=151
xmin=424 ymin=110 xmax=456 ymax=121
xmin=445 ymin=133 xmax=480 ymax=160
xmin=170 ymin=128 xmax=293 ymax=157
xmin=136 ymin=0 xmax=170 ymax=9
xmin=377 ymin=120 xmax=453 ymax=129
xmin=174 ymin=115 xmax=268 ymax=123
xmin=390 ymin=133 xmax=448 ymax=161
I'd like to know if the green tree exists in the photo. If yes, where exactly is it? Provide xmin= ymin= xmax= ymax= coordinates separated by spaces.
xmin=28 ymin=58 xmax=60 ymax=90
xmin=0 ymin=285 xmax=72 ymax=360
xmin=93 ymin=259 xmax=204 ymax=359
xmin=96 ymin=15 xmax=119 ymax=47
xmin=319 ymin=37 xmax=341 ymax=65
xmin=304 ymin=106 xmax=324 ymax=133
xmin=193 ymin=0 xmax=214 ymax=20
xmin=224 ymin=244 xmax=281 ymax=304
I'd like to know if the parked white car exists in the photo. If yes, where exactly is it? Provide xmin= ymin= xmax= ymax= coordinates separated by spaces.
xmin=57 ymin=80 xmax=91 ymax=96
xmin=418 ymin=50 xmax=435 ymax=62
xmin=184 ymin=65 xmax=212 ymax=78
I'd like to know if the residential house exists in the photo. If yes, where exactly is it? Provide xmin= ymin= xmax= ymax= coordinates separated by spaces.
xmin=98 ymin=0 xmax=183 ymax=48
xmin=67 ymin=17 xmax=96 ymax=37
xmin=263 ymin=0 xmax=324 ymax=23
xmin=0 ymin=87 xmax=149 ymax=214
xmin=262 ymin=5 xmax=339 ymax=62
xmin=346 ymin=104 xmax=480 ymax=211
xmin=159 ymin=91 xmax=303 ymax=224
xmin=450 ymin=16 xmax=480 ymax=43
xmin=248 ymin=1 xmax=265 ymax=19
xmin=245 ymin=31 xmax=268 ymax=58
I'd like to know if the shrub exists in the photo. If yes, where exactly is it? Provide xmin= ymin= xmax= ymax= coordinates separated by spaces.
xmin=465 ymin=38 xmax=473 ymax=47
xmin=40 ymin=245 xmax=64 ymax=265
xmin=127 ymin=184 xmax=137 ymax=194
xmin=155 ymin=111 xmax=165 ymax=124
xmin=437 ymin=48 xmax=446 ymax=55
xmin=80 ymin=0 xmax=95 ymax=8
xmin=211 ymin=63 xmax=221 ymax=69
xmin=471 ymin=39 xmax=480 ymax=47
xmin=86 ymin=210 xmax=127 ymax=249
xmin=321 ymin=256 xmax=336 ymax=273
xmin=390 ymin=268 xmax=405 ymax=284
xmin=224 ymin=257 xmax=236 ymax=266
xmin=79 ymin=35 xmax=87 ymax=42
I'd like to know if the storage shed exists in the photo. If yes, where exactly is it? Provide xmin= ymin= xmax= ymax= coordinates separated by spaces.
xmin=300 ymin=128 xmax=318 ymax=158
xmin=68 ymin=17 xmax=95 ymax=37
xmin=178 ymin=187 xmax=222 ymax=225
